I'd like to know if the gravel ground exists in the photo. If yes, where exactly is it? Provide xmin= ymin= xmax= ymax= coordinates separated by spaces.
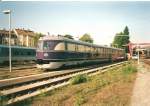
xmin=131 ymin=61 xmax=150 ymax=106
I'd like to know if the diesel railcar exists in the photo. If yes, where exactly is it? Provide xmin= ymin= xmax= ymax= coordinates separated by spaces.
xmin=36 ymin=36 xmax=125 ymax=69
xmin=0 ymin=44 xmax=36 ymax=64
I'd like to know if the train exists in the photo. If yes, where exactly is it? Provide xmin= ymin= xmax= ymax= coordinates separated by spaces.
xmin=0 ymin=44 xmax=36 ymax=64
xmin=36 ymin=36 xmax=126 ymax=69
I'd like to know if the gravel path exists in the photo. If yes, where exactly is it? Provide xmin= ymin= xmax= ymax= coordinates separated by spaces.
xmin=131 ymin=61 xmax=150 ymax=106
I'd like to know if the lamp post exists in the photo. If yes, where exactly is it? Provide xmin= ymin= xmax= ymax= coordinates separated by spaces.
xmin=3 ymin=10 xmax=12 ymax=72
xmin=137 ymin=44 xmax=140 ymax=65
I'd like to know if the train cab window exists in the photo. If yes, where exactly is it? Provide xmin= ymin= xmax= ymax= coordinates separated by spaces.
xmin=43 ymin=40 xmax=62 ymax=51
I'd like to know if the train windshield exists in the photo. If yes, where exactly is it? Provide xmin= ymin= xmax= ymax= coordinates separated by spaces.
xmin=43 ymin=40 xmax=61 ymax=51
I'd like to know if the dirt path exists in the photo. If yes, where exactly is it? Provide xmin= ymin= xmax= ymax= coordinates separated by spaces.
xmin=131 ymin=61 xmax=150 ymax=106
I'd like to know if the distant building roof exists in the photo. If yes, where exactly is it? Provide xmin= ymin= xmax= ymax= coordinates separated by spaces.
xmin=15 ymin=28 xmax=35 ymax=37
xmin=0 ymin=29 xmax=16 ymax=36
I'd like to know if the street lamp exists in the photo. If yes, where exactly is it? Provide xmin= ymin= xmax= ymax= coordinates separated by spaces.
xmin=2 ymin=9 xmax=12 ymax=72
xmin=137 ymin=44 xmax=140 ymax=65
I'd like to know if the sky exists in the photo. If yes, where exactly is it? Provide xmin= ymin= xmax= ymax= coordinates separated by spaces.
xmin=0 ymin=1 xmax=150 ymax=45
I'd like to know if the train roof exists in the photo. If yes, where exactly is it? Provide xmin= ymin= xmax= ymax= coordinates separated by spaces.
xmin=0 ymin=44 xmax=36 ymax=50
xmin=39 ymin=35 xmax=124 ymax=51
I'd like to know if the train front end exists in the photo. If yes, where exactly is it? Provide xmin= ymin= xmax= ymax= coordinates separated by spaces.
xmin=36 ymin=36 xmax=65 ymax=69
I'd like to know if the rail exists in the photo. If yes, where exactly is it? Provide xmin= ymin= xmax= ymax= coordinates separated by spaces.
xmin=0 ymin=61 xmax=127 ymax=105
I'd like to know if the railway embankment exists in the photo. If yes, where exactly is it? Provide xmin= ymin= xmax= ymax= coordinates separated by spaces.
xmin=11 ymin=61 xmax=138 ymax=106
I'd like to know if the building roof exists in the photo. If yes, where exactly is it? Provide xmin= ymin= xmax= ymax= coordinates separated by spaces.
xmin=0 ymin=29 xmax=16 ymax=35
xmin=15 ymin=28 xmax=35 ymax=37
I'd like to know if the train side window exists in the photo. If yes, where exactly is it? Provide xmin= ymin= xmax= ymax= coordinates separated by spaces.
xmin=78 ymin=45 xmax=84 ymax=52
xmin=86 ymin=46 xmax=90 ymax=52
xmin=78 ymin=45 xmax=81 ymax=52
xmin=27 ymin=51 xmax=31 ymax=55
xmin=81 ymin=45 xmax=85 ymax=52
xmin=92 ymin=47 xmax=94 ymax=53
xmin=75 ymin=44 xmax=78 ymax=51
xmin=67 ymin=43 xmax=75 ymax=51
xmin=99 ymin=47 xmax=102 ymax=54
xmin=0 ymin=48 xmax=1 ymax=55
xmin=84 ymin=45 xmax=87 ymax=52
xmin=2 ymin=47 xmax=8 ymax=56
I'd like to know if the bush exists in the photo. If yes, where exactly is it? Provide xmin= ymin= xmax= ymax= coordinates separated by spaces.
xmin=70 ymin=74 xmax=88 ymax=85
xmin=122 ymin=64 xmax=137 ymax=75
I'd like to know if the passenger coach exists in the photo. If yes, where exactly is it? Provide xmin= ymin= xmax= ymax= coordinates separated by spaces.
xmin=0 ymin=44 xmax=36 ymax=64
xmin=36 ymin=36 xmax=125 ymax=69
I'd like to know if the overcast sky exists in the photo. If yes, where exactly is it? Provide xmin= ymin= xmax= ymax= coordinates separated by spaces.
xmin=0 ymin=1 xmax=150 ymax=45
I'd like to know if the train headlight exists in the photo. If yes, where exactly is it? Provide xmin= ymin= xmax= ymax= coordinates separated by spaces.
xmin=44 ymin=53 xmax=48 ymax=57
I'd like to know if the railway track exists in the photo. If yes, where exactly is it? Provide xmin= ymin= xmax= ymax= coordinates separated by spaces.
xmin=0 ymin=65 xmax=42 ymax=80
xmin=0 ymin=62 xmax=115 ymax=80
xmin=0 ymin=64 xmax=36 ymax=71
xmin=0 ymin=61 xmax=127 ymax=105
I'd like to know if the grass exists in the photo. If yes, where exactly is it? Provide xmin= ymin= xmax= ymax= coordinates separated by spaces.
xmin=0 ymin=92 xmax=9 ymax=106
xmin=12 ymin=61 xmax=138 ymax=106
xmin=70 ymin=74 xmax=88 ymax=85
xmin=122 ymin=64 xmax=137 ymax=75
xmin=74 ymin=93 xmax=87 ymax=106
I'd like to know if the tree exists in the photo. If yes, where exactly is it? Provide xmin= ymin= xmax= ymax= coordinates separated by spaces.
xmin=123 ymin=26 xmax=129 ymax=35
xmin=116 ymin=32 xmax=124 ymax=35
xmin=112 ymin=26 xmax=130 ymax=53
xmin=64 ymin=34 xmax=74 ymax=39
xmin=34 ymin=33 xmax=43 ymax=47
xmin=79 ymin=33 xmax=93 ymax=43
xmin=112 ymin=35 xmax=129 ymax=48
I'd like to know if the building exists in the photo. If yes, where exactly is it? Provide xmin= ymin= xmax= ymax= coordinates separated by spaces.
xmin=0 ymin=28 xmax=36 ymax=47
xmin=14 ymin=29 xmax=35 ymax=47
xmin=0 ymin=29 xmax=17 ymax=45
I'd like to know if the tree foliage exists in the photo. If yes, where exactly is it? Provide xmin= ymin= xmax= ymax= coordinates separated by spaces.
xmin=34 ymin=33 xmax=43 ymax=46
xmin=112 ymin=26 xmax=130 ymax=52
xmin=79 ymin=33 xmax=93 ymax=43
xmin=123 ymin=26 xmax=129 ymax=35
xmin=64 ymin=34 xmax=74 ymax=39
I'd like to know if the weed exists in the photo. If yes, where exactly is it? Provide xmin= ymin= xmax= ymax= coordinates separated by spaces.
xmin=70 ymin=74 xmax=88 ymax=85
xmin=75 ymin=93 xmax=86 ymax=106
xmin=122 ymin=64 xmax=137 ymax=75
xmin=11 ymin=98 xmax=33 ymax=106
xmin=0 ymin=92 xmax=9 ymax=106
